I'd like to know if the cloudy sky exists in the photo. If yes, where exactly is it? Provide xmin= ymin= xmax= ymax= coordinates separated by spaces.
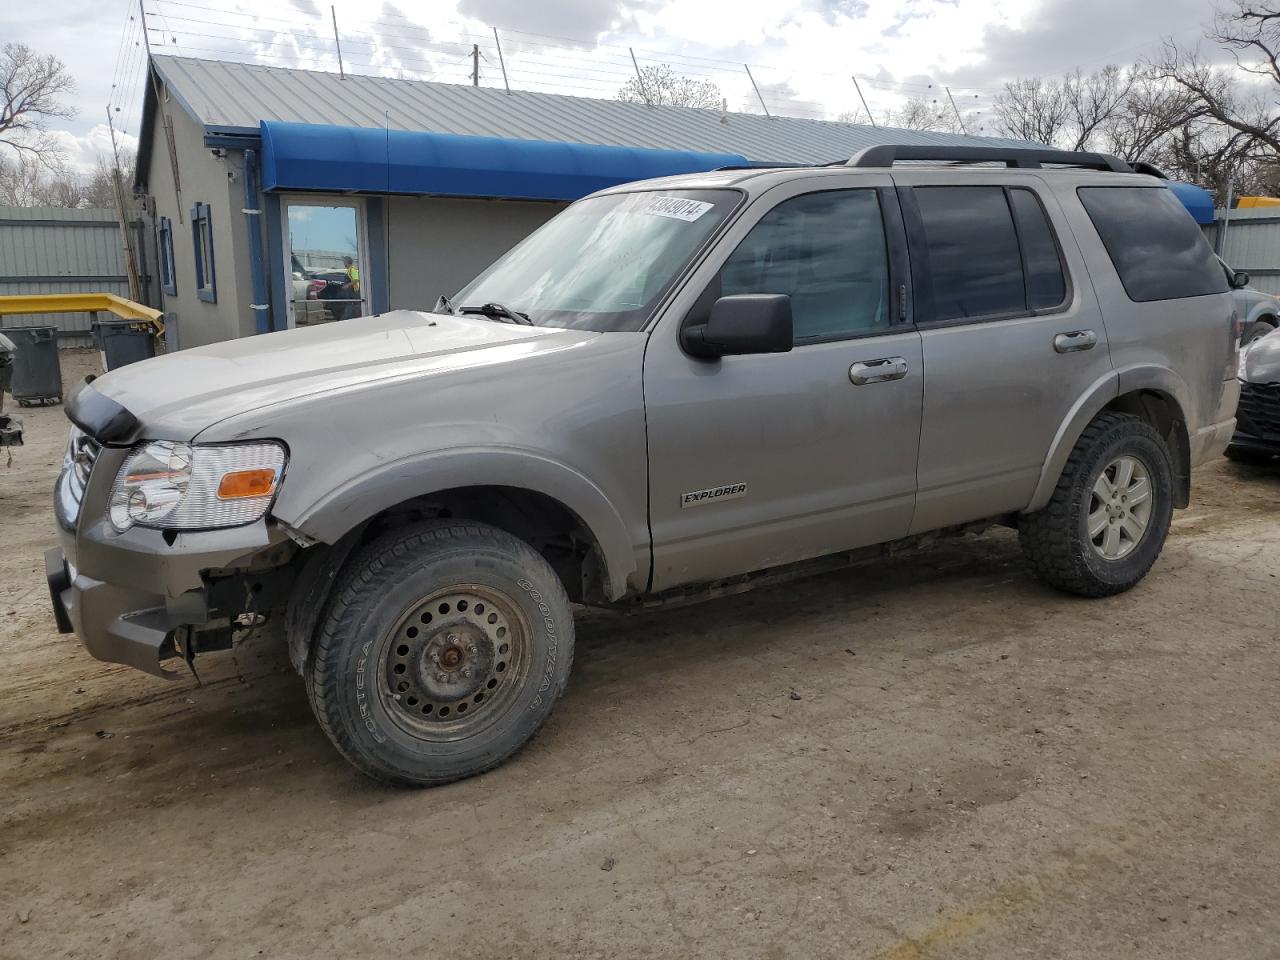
xmin=5 ymin=0 xmax=1222 ymax=173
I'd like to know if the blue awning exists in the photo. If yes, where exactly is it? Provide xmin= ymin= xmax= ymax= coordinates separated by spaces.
xmin=1166 ymin=180 xmax=1215 ymax=225
xmin=259 ymin=121 xmax=748 ymax=200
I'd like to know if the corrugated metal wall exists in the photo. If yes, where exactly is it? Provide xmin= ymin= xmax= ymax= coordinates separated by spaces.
xmin=1210 ymin=209 xmax=1280 ymax=296
xmin=0 ymin=206 xmax=151 ymax=346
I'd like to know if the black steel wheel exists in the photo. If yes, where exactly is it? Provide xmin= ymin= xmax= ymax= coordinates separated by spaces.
xmin=306 ymin=520 xmax=575 ymax=786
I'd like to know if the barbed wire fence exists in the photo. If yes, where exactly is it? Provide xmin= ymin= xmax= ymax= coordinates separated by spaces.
xmin=105 ymin=0 xmax=1001 ymax=142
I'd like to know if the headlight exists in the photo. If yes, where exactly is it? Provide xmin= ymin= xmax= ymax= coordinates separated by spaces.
xmin=109 ymin=440 xmax=286 ymax=532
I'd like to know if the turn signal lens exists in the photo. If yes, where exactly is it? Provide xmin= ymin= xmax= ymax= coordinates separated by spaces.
xmin=217 ymin=468 xmax=277 ymax=500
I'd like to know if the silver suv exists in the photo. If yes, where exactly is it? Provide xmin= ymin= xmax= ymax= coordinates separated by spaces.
xmin=46 ymin=145 xmax=1240 ymax=785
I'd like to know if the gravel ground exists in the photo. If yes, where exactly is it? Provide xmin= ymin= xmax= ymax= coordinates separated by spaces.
xmin=1 ymin=349 xmax=1278 ymax=959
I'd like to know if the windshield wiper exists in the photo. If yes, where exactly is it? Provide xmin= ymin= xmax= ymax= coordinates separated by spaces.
xmin=458 ymin=302 xmax=534 ymax=325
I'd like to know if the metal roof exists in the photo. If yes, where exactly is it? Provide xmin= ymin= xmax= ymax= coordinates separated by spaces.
xmin=149 ymin=54 xmax=1032 ymax=166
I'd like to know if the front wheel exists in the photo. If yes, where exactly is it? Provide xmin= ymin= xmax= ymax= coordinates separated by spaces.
xmin=306 ymin=521 xmax=575 ymax=786
xmin=1019 ymin=413 xmax=1174 ymax=597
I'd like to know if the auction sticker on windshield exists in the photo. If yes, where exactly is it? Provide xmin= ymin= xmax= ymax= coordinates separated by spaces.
xmin=637 ymin=196 xmax=716 ymax=222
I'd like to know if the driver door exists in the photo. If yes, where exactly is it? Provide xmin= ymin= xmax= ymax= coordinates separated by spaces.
xmin=643 ymin=176 xmax=923 ymax=591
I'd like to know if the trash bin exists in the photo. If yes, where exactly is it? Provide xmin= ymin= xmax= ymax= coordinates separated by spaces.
xmin=92 ymin=317 xmax=156 ymax=371
xmin=0 ymin=332 xmax=14 ymax=408
xmin=5 ymin=325 xmax=62 ymax=406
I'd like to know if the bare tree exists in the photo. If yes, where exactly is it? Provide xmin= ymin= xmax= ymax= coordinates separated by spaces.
xmin=617 ymin=64 xmax=722 ymax=109
xmin=994 ymin=77 xmax=1071 ymax=145
xmin=0 ymin=150 xmax=135 ymax=208
xmin=1150 ymin=3 xmax=1280 ymax=154
xmin=994 ymin=66 xmax=1136 ymax=150
xmin=1064 ymin=66 xmax=1134 ymax=150
xmin=0 ymin=42 xmax=76 ymax=165
xmin=1099 ymin=69 xmax=1203 ymax=162
xmin=886 ymin=95 xmax=959 ymax=132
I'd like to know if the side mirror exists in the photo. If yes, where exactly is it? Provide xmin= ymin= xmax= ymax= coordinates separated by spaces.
xmin=1232 ymin=270 xmax=1251 ymax=289
xmin=682 ymin=294 xmax=793 ymax=359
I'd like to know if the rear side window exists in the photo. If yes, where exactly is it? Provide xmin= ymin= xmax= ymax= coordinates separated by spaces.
xmin=915 ymin=186 xmax=1026 ymax=321
xmin=1009 ymin=189 xmax=1067 ymax=310
xmin=1077 ymin=186 xmax=1227 ymax=302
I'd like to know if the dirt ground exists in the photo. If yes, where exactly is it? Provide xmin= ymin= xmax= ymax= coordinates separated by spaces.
xmin=1 ymin=349 xmax=1278 ymax=960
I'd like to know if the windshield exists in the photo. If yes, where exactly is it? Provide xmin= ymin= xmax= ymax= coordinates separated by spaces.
xmin=450 ymin=188 xmax=738 ymax=332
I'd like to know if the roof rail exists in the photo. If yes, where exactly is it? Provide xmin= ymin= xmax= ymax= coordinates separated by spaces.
xmin=847 ymin=144 xmax=1134 ymax=173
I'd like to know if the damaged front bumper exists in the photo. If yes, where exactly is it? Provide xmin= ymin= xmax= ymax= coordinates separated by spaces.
xmin=48 ymin=386 xmax=295 ymax=678
xmin=46 ymin=545 xmax=192 ymax=677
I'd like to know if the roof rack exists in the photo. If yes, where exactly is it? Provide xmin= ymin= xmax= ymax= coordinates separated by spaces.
xmin=847 ymin=145 xmax=1134 ymax=174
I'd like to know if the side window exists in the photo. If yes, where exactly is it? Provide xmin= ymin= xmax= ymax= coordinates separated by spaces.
xmin=191 ymin=202 xmax=217 ymax=303
xmin=158 ymin=216 xmax=177 ymax=296
xmin=719 ymin=189 xmax=890 ymax=342
xmin=1009 ymin=188 xmax=1067 ymax=310
xmin=915 ymin=186 xmax=1024 ymax=321
xmin=1077 ymin=186 xmax=1228 ymax=302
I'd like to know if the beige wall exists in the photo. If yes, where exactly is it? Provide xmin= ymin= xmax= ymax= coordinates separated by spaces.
xmin=144 ymin=89 xmax=256 ymax=348
xmin=385 ymin=196 xmax=566 ymax=311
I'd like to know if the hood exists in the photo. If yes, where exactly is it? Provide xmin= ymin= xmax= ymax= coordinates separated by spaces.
xmin=1244 ymin=327 xmax=1280 ymax=384
xmin=92 ymin=310 xmax=598 ymax=438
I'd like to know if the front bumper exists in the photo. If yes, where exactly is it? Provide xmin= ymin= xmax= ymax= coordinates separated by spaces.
xmin=46 ymin=545 xmax=203 ymax=678
xmin=1233 ymin=380 xmax=1280 ymax=453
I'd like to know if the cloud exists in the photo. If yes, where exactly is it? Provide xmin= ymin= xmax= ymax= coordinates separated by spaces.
xmin=44 ymin=123 xmax=137 ymax=175
xmin=457 ymin=0 xmax=661 ymax=40
xmin=942 ymin=0 xmax=1214 ymax=89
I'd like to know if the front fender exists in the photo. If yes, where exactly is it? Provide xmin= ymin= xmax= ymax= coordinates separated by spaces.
xmin=274 ymin=447 xmax=639 ymax=601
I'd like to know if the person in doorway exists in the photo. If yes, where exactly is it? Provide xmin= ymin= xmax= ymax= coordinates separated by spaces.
xmin=339 ymin=255 xmax=361 ymax=320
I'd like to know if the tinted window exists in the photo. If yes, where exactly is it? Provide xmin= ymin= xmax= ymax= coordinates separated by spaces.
xmin=1010 ymin=188 xmax=1067 ymax=310
xmin=1077 ymin=186 xmax=1228 ymax=302
xmin=916 ymin=186 xmax=1024 ymax=321
xmin=720 ymin=190 xmax=889 ymax=341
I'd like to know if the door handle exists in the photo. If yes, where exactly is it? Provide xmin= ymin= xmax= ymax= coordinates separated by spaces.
xmin=849 ymin=356 xmax=908 ymax=385
xmin=1053 ymin=329 xmax=1098 ymax=353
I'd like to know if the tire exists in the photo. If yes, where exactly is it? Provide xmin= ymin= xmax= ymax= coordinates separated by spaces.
xmin=306 ymin=520 xmax=575 ymax=786
xmin=1224 ymin=443 xmax=1274 ymax=464
xmin=1018 ymin=413 xmax=1174 ymax=598
xmin=1242 ymin=319 xmax=1276 ymax=346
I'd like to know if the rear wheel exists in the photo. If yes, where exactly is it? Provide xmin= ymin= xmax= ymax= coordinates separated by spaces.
xmin=1019 ymin=413 xmax=1174 ymax=597
xmin=306 ymin=520 xmax=575 ymax=786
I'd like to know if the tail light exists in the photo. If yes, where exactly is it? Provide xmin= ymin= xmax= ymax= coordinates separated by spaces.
xmin=306 ymin=279 xmax=326 ymax=300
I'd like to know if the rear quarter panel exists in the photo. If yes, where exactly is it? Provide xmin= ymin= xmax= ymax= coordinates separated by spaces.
xmin=1058 ymin=177 xmax=1234 ymax=436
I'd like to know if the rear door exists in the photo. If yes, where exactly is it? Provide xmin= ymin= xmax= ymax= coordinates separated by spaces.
xmin=893 ymin=174 xmax=1114 ymax=532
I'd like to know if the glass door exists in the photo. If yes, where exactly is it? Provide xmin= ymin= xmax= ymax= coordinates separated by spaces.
xmin=284 ymin=198 xmax=369 ymax=326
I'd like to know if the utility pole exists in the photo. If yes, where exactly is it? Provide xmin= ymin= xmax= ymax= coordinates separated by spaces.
xmin=945 ymin=86 xmax=968 ymax=135
xmin=105 ymin=105 xmax=143 ymax=302
xmin=628 ymin=48 xmax=652 ymax=106
xmin=851 ymin=75 xmax=876 ymax=127
xmin=331 ymin=5 xmax=345 ymax=79
xmin=139 ymin=0 xmax=152 ymax=57
xmin=488 ymin=28 xmax=509 ymax=94
xmin=471 ymin=44 xmax=480 ymax=87
xmin=493 ymin=28 xmax=510 ymax=94
xmin=744 ymin=64 xmax=771 ymax=118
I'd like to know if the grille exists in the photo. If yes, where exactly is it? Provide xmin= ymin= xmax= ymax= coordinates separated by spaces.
xmin=57 ymin=427 xmax=101 ymax=527
xmin=1237 ymin=381 xmax=1280 ymax=442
